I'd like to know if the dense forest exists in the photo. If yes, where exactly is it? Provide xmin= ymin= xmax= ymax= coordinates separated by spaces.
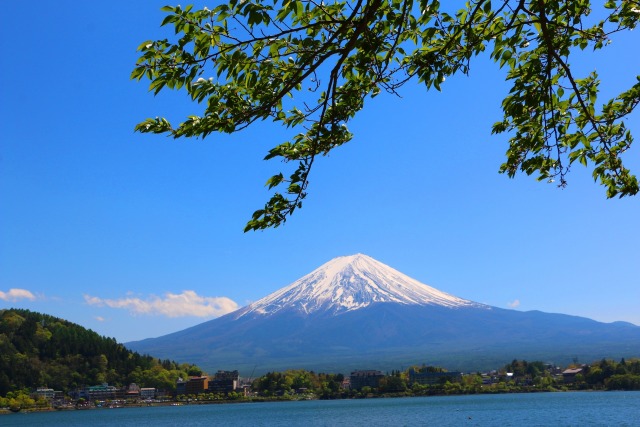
xmin=0 ymin=309 xmax=201 ymax=396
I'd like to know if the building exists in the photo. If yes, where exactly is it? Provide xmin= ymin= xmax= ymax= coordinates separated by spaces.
xmin=176 ymin=378 xmax=187 ymax=396
xmin=79 ymin=384 xmax=119 ymax=400
xmin=349 ymin=370 xmax=385 ymax=390
xmin=184 ymin=376 xmax=209 ymax=396
xmin=209 ymin=370 xmax=239 ymax=394
xmin=140 ymin=388 xmax=156 ymax=399
xmin=562 ymin=368 xmax=583 ymax=384
xmin=35 ymin=387 xmax=55 ymax=400
xmin=126 ymin=383 xmax=141 ymax=399
xmin=341 ymin=377 xmax=351 ymax=389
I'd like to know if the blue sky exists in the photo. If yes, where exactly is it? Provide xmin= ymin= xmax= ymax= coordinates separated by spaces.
xmin=1 ymin=1 xmax=639 ymax=343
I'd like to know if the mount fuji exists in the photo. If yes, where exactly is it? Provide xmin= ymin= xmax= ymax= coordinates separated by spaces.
xmin=127 ymin=254 xmax=640 ymax=374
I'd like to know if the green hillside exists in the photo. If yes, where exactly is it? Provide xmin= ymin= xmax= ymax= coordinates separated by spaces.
xmin=0 ymin=308 xmax=200 ymax=396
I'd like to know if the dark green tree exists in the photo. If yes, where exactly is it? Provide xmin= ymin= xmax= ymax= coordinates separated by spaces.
xmin=379 ymin=374 xmax=407 ymax=392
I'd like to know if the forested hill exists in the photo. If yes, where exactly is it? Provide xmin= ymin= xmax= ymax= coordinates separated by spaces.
xmin=0 ymin=308 xmax=200 ymax=396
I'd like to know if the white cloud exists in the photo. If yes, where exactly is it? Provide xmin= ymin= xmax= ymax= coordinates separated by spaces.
xmin=0 ymin=288 xmax=36 ymax=302
xmin=94 ymin=316 xmax=107 ymax=322
xmin=507 ymin=299 xmax=520 ymax=308
xmin=84 ymin=290 xmax=239 ymax=318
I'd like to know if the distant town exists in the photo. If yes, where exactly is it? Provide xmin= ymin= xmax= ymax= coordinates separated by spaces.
xmin=3 ymin=358 xmax=639 ymax=413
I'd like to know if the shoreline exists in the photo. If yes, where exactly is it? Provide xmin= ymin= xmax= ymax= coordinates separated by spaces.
xmin=0 ymin=387 xmax=624 ymax=416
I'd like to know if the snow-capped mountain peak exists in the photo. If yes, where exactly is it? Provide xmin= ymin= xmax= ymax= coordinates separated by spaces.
xmin=235 ymin=254 xmax=480 ymax=318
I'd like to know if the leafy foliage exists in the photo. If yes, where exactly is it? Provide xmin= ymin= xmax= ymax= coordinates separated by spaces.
xmin=251 ymin=370 xmax=346 ymax=398
xmin=0 ymin=309 xmax=198 ymax=396
xmin=583 ymin=358 xmax=640 ymax=390
xmin=133 ymin=0 xmax=639 ymax=230
xmin=248 ymin=359 xmax=640 ymax=399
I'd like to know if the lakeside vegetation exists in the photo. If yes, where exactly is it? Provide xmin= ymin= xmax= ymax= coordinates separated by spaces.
xmin=245 ymin=359 xmax=640 ymax=401
xmin=2 ymin=308 xmax=639 ymax=412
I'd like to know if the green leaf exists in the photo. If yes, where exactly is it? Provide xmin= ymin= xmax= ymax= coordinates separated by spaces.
xmin=131 ymin=1 xmax=640 ymax=231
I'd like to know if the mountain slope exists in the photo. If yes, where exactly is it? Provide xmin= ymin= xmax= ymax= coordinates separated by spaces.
xmin=127 ymin=254 xmax=640 ymax=374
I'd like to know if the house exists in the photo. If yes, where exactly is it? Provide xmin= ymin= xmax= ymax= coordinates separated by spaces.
xmin=562 ymin=368 xmax=583 ymax=384
xmin=349 ymin=370 xmax=385 ymax=390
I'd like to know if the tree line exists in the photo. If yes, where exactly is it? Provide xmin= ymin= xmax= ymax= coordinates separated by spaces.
xmin=247 ymin=359 xmax=640 ymax=400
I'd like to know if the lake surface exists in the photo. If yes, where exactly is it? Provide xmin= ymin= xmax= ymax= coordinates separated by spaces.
xmin=3 ymin=392 xmax=639 ymax=426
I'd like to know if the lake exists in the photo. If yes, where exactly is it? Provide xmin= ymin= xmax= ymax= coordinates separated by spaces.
xmin=3 ymin=392 xmax=639 ymax=426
